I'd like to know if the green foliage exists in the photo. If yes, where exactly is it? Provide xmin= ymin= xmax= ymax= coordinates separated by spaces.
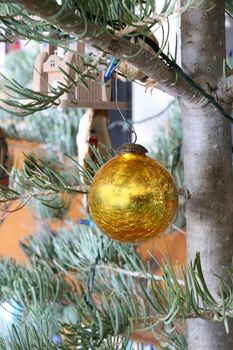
xmin=0 ymin=0 xmax=231 ymax=124
xmin=0 ymin=46 xmax=82 ymax=155
xmin=0 ymin=0 xmax=181 ymax=44
xmin=1 ymin=109 xmax=81 ymax=156
xmin=0 ymin=45 xmax=81 ymax=217
xmin=0 ymin=143 xmax=115 ymax=212
xmin=0 ymin=220 xmax=232 ymax=349
xmin=0 ymin=1 xmax=72 ymax=45
xmin=0 ymin=257 xmax=71 ymax=308
xmin=226 ymin=0 xmax=233 ymax=16
xmin=29 ymin=194 xmax=69 ymax=220
xmin=0 ymin=43 xmax=38 ymax=89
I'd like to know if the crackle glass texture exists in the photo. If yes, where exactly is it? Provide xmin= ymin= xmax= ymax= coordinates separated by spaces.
xmin=88 ymin=152 xmax=178 ymax=243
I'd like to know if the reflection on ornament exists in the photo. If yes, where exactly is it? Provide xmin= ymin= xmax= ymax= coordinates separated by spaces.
xmin=88 ymin=144 xmax=178 ymax=243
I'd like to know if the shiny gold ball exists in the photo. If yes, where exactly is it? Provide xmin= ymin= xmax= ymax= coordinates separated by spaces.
xmin=88 ymin=144 xmax=178 ymax=243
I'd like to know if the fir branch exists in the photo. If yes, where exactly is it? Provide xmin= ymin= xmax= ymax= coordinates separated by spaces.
xmin=1 ymin=52 xmax=105 ymax=116
xmin=3 ymin=220 xmax=233 ymax=349
xmin=0 ymin=186 xmax=88 ymax=208
xmin=97 ymin=264 xmax=185 ymax=286
xmin=5 ymin=0 xmax=232 ymax=122
xmin=0 ymin=258 xmax=72 ymax=308
xmin=0 ymin=144 xmax=114 ymax=210
xmin=20 ymin=221 xmax=233 ymax=326
xmin=0 ymin=2 xmax=74 ymax=45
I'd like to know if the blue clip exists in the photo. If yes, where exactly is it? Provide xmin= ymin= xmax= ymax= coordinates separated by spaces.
xmin=52 ymin=334 xmax=63 ymax=344
xmin=78 ymin=219 xmax=96 ymax=228
xmin=104 ymin=56 xmax=120 ymax=83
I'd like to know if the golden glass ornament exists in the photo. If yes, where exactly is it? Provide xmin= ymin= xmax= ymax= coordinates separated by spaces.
xmin=88 ymin=144 xmax=178 ymax=243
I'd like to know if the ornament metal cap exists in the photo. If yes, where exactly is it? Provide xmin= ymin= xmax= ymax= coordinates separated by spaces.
xmin=117 ymin=143 xmax=148 ymax=155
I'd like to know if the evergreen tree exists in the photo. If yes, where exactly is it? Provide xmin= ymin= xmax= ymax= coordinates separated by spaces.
xmin=0 ymin=1 xmax=233 ymax=349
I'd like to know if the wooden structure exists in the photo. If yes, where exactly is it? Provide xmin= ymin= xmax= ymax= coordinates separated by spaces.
xmin=33 ymin=43 xmax=130 ymax=110
xmin=0 ymin=128 xmax=9 ymax=187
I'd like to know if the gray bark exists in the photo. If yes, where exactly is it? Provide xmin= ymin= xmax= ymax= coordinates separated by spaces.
xmin=181 ymin=1 xmax=233 ymax=349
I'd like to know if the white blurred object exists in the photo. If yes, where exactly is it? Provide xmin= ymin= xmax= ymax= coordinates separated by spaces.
xmin=76 ymin=109 xmax=94 ymax=168
xmin=0 ymin=299 xmax=23 ymax=336
xmin=0 ymin=43 xmax=5 ymax=70
xmin=132 ymin=9 xmax=180 ymax=146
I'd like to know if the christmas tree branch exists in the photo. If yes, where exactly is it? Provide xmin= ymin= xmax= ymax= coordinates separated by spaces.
xmin=0 ymin=51 xmax=105 ymax=116
xmin=1 ymin=219 xmax=232 ymax=349
xmin=0 ymin=253 xmax=185 ymax=349
xmin=0 ymin=138 xmax=187 ymax=212
xmin=0 ymin=186 xmax=88 ymax=215
xmin=20 ymin=221 xmax=233 ymax=327
xmin=97 ymin=264 xmax=185 ymax=286
xmin=0 ymin=1 xmax=229 ymax=125
xmin=4 ymin=0 xmax=221 ymax=108
xmin=0 ymin=2 xmax=73 ymax=45
xmin=0 ymin=258 xmax=72 ymax=308
xmin=32 ymin=0 xmax=207 ymax=104
xmin=0 ymin=151 xmax=94 ymax=209
xmin=2 ymin=217 xmax=233 ymax=349
xmin=0 ymin=142 xmax=113 ymax=209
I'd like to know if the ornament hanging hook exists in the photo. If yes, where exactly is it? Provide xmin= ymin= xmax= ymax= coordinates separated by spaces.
xmin=128 ymin=129 xmax=137 ymax=144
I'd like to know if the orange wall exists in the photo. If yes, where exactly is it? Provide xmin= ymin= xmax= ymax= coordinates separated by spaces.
xmin=0 ymin=205 xmax=37 ymax=263
xmin=0 ymin=195 xmax=85 ymax=263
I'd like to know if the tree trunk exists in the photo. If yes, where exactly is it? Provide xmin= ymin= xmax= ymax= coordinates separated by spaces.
xmin=181 ymin=1 xmax=233 ymax=349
